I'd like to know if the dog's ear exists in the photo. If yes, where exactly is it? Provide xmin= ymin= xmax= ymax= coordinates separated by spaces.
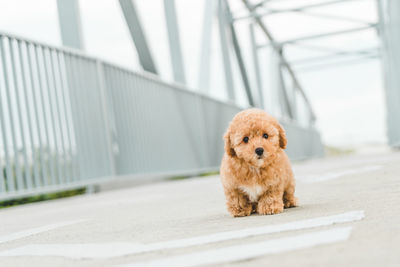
xmin=223 ymin=129 xmax=236 ymax=157
xmin=277 ymin=123 xmax=287 ymax=149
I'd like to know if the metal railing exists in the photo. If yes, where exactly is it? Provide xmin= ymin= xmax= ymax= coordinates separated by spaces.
xmin=0 ymin=32 xmax=114 ymax=200
xmin=0 ymin=31 xmax=323 ymax=201
xmin=101 ymin=63 xmax=241 ymax=175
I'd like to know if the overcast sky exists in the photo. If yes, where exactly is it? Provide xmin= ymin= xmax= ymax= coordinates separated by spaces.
xmin=0 ymin=0 xmax=386 ymax=147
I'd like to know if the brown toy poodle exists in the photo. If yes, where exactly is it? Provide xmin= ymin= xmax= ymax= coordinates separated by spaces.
xmin=220 ymin=108 xmax=297 ymax=217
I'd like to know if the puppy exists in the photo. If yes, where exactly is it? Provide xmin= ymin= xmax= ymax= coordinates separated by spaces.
xmin=220 ymin=108 xmax=297 ymax=217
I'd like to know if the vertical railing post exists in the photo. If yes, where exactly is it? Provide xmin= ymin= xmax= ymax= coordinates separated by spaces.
xmin=48 ymin=49 xmax=68 ymax=184
xmin=55 ymin=51 xmax=76 ymax=183
xmin=0 ymin=37 xmax=24 ymax=190
xmin=41 ymin=48 xmax=62 ymax=184
xmin=0 ymin=36 xmax=15 ymax=192
xmin=95 ymin=61 xmax=117 ymax=176
xmin=64 ymin=54 xmax=83 ymax=181
xmin=26 ymin=43 xmax=48 ymax=187
xmin=17 ymin=40 xmax=40 ymax=188
xmin=9 ymin=38 xmax=32 ymax=189
xmin=0 ymin=152 xmax=5 ymax=192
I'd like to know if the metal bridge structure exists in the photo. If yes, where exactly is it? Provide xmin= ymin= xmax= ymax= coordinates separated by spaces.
xmin=0 ymin=0 xmax=397 ymax=201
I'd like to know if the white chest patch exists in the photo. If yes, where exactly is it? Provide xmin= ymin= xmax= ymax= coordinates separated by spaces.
xmin=239 ymin=185 xmax=263 ymax=202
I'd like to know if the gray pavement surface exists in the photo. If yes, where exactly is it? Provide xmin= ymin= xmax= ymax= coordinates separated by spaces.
xmin=0 ymin=151 xmax=399 ymax=266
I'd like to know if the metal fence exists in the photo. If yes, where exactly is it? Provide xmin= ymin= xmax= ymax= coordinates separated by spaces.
xmin=0 ymin=31 xmax=323 ymax=201
xmin=0 ymin=33 xmax=110 ymax=200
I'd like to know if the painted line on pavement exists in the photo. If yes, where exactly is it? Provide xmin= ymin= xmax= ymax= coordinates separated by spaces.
xmin=140 ymin=210 xmax=363 ymax=252
xmin=0 ymin=220 xmax=86 ymax=244
xmin=120 ymin=227 xmax=353 ymax=267
xmin=0 ymin=242 xmax=145 ymax=259
xmin=0 ymin=211 xmax=363 ymax=259
xmin=297 ymin=165 xmax=383 ymax=183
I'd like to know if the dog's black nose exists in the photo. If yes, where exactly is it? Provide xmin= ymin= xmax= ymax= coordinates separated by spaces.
xmin=255 ymin=147 xmax=264 ymax=156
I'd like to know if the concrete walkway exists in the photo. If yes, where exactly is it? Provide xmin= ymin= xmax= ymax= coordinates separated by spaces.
xmin=0 ymin=151 xmax=399 ymax=266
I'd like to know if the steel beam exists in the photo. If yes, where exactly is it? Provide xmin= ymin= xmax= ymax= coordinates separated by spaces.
xmin=56 ymin=0 xmax=84 ymax=49
xmin=258 ymin=25 xmax=377 ymax=48
xmin=197 ymin=0 xmax=215 ymax=92
xmin=286 ymin=43 xmax=349 ymax=53
xmin=241 ymin=0 xmax=316 ymax=121
xmin=290 ymin=48 xmax=379 ymax=65
xmin=276 ymin=52 xmax=294 ymax=119
xmin=298 ymin=10 xmax=376 ymax=26
xmin=376 ymin=0 xmax=400 ymax=147
xmin=234 ymin=0 xmax=368 ymax=21
xmin=270 ymin=0 xmax=365 ymax=12
xmin=256 ymin=0 xmax=367 ymax=18
xmin=225 ymin=1 xmax=254 ymax=106
xmin=249 ymin=23 xmax=264 ymax=108
xmin=249 ymin=0 xmax=272 ymax=11
xmin=218 ymin=0 xmax=236 ymax=101
xmin=164 ymin=0 xmax=186 ymax=84
xmin=119 ymin=0 xmax=158 ymax=74
xmin=295 ymin=54 xmax=380 ymax=72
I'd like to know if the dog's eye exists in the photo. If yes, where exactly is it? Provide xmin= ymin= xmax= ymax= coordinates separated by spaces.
xmin=243 ymin=137 xmax=249 ymax=143
xmin=263 ymin=133 xmax=269 ymax=139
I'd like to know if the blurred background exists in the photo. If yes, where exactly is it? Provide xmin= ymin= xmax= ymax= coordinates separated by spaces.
xmin=0 ymin=0 xmax=387 ymax=146
xmin=0 ymin=0 xmax=399 ymax=201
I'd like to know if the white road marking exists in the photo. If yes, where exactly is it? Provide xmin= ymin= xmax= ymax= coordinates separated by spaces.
xmin=119 ymin=227 xmax=353 ymax=267
xmin=0 ymin=211 xmax=363 ymax=259
xmin=0 ymin=243 xmax=145 ymax=259
xmin=141 ymin=210 xmax=363 ymax=251
xmin=0 ymin=220 xmax=86 ymax=244
xmin=297 ymin=165 xmax=383 ymax=183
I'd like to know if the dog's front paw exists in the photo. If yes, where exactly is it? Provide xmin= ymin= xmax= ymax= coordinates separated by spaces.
xmin=228 ymin=203 xmax=252 ymax=217
xmin=225 ymin=188 xmax=253 ymax=217
xmin=284 ymin=197 xmax=297 ymax=208
xmin=257 ymin=200 xmax=284 ymax=215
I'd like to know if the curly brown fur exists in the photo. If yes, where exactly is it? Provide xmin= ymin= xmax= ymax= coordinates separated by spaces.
xmin=220 ymin=108 xmax=297 ymax=217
